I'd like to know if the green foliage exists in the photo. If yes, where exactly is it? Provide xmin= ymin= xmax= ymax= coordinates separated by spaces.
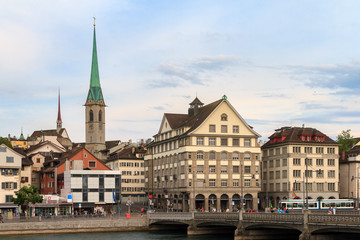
xmin=337 ymin=129 xmax=357 ymax=152
xmin=0 ymin=137 xmax=12 ymax=148
xmin=12 ymin=186 xmax=43 ymax=206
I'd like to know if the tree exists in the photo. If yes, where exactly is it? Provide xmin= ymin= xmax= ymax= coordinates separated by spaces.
xmin=336 ymin=129 xmax=357 ymax=152
xmin=12 ymin=186 xmax=43 ymax=211
xmin=0 ymin=137 xmax=12 ymax=148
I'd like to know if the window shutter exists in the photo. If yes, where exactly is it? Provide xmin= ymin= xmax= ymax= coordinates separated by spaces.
xmin=13 ymin=182 xmax=17 ymax=189
xmin=2 ymin=183 xmax=5 ymax=189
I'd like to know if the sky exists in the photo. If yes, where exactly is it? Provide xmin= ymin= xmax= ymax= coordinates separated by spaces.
xmin=1 ymin=0 xmax=360 ymax=143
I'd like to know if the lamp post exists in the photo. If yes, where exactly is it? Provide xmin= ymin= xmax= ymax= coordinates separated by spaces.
xmin=240 ymin=161 xmax=244 ymax=211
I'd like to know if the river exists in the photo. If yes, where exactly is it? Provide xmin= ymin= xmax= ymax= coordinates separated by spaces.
xmin=1 ymin=231 xmax=234 ymax=240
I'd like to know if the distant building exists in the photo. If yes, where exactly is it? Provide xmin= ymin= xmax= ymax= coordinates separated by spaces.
xmin=261 ymin=126 xmax=339 ymax=209
xmin=145 ymin=96 xmax=262 ymax=212
xmin=339 ymin=140 xmax=360 ymax=203
xmin=0 ymin=144 xmax=24 ymax=214
xmin=106 ymin=144 xmax=146 ymax=202
xmin=8 ymin=129 xmax=28 ymax=149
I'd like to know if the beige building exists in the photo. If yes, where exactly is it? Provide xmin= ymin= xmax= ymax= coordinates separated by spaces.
xmin=145 ymin=96 xmax=262 ymax=212
xmin=339 ymin=141 xmax=360 ymax=206
xmin=0 ymin=144 xmax=23 ymax=204
xmin=261 ymin=127 xmax=339 ymax=209
xmin=106 ymin=145 xmax=146 ymax=203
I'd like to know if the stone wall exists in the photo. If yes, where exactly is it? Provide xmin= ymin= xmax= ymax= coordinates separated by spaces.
xmin=0 ymin=218 xmax=148 ymax=235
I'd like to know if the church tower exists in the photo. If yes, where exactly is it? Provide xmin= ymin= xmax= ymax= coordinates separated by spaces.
xmin=57 ymin=89 xmax=62 ymax=133
xmin=85 ymin=20 xmax=106 ymax=159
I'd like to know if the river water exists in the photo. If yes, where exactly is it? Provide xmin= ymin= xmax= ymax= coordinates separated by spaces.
xmin=1 ymin=231 xmax=234 ymax=240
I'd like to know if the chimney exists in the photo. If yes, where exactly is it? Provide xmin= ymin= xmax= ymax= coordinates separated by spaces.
xmin=342 ymin=149 xmax=346 ymax=161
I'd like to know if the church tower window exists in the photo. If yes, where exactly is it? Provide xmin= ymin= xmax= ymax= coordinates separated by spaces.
xmin=99 ymin=110 xmax=102 ymax=122
xmin=89 ymin=110 xmax=94 ymax=122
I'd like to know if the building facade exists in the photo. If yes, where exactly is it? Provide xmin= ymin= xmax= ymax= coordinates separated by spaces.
xmin=145 ymin=96 xmax=262 ymax=212
xmin=261 ymin=127 xmax=339 ymax=209
xmin=106 ymin=145 xmax=146 ymax=202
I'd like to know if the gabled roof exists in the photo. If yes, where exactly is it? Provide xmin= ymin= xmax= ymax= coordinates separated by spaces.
xmin=26 ymin=140 xmax=66 ymax=155
xmin=31 ymin=129 xmax=62 ymax=138
xmin=262 ymin=126 xmax=338 ymax=148
xmin=0 ymin=144 xmax=26 ymax=158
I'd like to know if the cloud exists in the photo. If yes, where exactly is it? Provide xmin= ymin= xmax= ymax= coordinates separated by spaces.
xmin=286 ymin=62 xmax=360 ymax=95
xmin=299 ymin=102 xmax=342 ymax=111
xmin=149 ymin=55 xmax=243 ymax=88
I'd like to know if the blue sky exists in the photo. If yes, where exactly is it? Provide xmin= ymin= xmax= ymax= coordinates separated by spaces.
xmin=1 ymin=0 xmax=360 ymax=143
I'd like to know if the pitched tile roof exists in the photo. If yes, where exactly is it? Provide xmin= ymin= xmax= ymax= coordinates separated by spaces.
xmin=262 ymin=126 xmax=338 ymax=149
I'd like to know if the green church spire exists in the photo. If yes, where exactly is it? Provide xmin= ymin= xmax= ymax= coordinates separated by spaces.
xmin=86 ymin=19 xmax=104 ymax=105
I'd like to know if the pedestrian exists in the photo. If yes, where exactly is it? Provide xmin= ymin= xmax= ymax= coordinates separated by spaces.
xmin=332 ymin=207 xmax=336 ymax=215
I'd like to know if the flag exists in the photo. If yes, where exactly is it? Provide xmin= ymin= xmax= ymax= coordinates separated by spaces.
xmin=112 ymin=190 xmax=116 ymax=203
xmin=292 ymin=188 xmax=297 ymax=198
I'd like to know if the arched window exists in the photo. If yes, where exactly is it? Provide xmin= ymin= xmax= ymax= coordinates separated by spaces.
xmin=99 ymin=110 xmax=102 ymax=122
xmin=89 ymin=110 xmax=94 ymax=122
xmin=221 ymin=151 xmax=227 ymax=160
xmin=209 ymin=151 xmax=216 ymax=160
xmin=233 ymin=152 xmax=239 ymax=160
xmin=221 ymin=113 xmax=228 ymax=121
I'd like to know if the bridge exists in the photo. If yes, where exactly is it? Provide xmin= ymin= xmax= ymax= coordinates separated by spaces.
xmin=147 ymin=211 xmax=360 ymax=240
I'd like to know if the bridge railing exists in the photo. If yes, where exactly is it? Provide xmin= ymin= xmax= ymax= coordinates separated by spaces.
xmin=243 ymin=213 xmax=303 ymax=223
xmin=148 ymin=212 xmax=193 ymax=220
xmin=194 ymin=212 xmax=238 ymax=220
xmin=309 ymin=214 xmax=360 ymax=225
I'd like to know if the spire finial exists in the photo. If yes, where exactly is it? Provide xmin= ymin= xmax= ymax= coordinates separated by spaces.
xmin=93 ymin=17 xmax=96 ymax=27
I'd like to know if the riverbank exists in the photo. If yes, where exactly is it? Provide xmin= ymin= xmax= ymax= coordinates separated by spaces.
xmin=0 ymin=217 xmax=148 ymax=235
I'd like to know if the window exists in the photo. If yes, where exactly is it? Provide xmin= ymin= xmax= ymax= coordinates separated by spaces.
xmin=282 ymin=159 xmax=287 ymax=167
xmin=269 ymin=160 xmax=274 ymax=168
xmin=209 ymin=125 xmax=216 ymax=132
xmin=282 ymin=147 xmax=287 ymax=154
xmin=244 ymin=166 xmax=251 ymax=174
xmin=293 ymin=182 xmax=301 ymax=191
xmin=232 ymin=152 xmax=239 ymax=160
xmin=221 ymin=152 xmax=227 ymax=160
xmin=293 ymin=147 xmax=301 ymax=153
xmin=89 ymin=110 xmax=94 ymax=122
xmin=328 ymin=159 xmax=335 ymax=166
xmin=328 ymin=170 xmax=335 ymax=178
xmin=221 ymin=179 xmax=227 ymax=187
xmin=233 ymin=179 xmax=239 ymax=187
xmin=328 ymin=183 xmax=335 ymax=191
xmin=269 ymin=171 xmax=274 ymax=179
xmin=232 ymin=138 xmax=239 ymax=146
xmin=244 ymin=139 xmax=251 ymax=147
xmin=276 ymin=148 xmax=280 ymax=155
xmin=316 ymin=147 xmax=324 ymax=154
xmin=209 ymin=151 xmax=216 ymax=160
xmin=305 ymin=183 xmax=312 ymax=192
xmin=327 ymin=148 xmax=335 ymax=154
xmin=209 ymin=165 xmax=216 ymax=173
xmin=276 ymin=183 xmax=280 ymax=191
xmin=282 ymin=170 xmax=287 ymax=178
xmin=276 ymin=159 xmax=280 ymax=167
xmin=316 ymin=170 xmax=324 ymax=178
xmin=305 ymin=158 xmax=312 ymax=166
xmin=233 ymin=125 xmax=239 ymax=133
xmin=233 ymin=166 xmax=239 ymax=173
xmin=304 ymin=147 xmax=312 ymax=153
xmin=188 ymin=165 xmax=192 ymax=173
xmin=5 ymin=195 xmax=13 ymax=203
xmin=209 ymin=179 xmax=215 ymax=187
xmin=276 ymin=171 xmax=280 ymax=179
xmin=244 ymin=179 xmax=250 ymax=187
xmin=293 ymin=170 xmax=301 ymax=178
xmin=316 ymin=159 xmax=324 ymax=166
xmin=2 ymin=182 xmax=17 ymax=190
xmin=263 ymin=172 xmax=267 ymax=180
xmin=244 ymin=153 xmax=250 ymax=160
xmin=221 ymin=125 xmax=228 ymax=133
xmin=221 ymin=166 xmax=227 ymax=173
xmin=99 ymin=110 xmax=102 ymax=122
xmin=188 ymin=153 xmax=192 ymax=159
xmin=89 ymin=161 xmax=96 ymax=168
xmin=305 ymin=170 xmax=313 ymax=178
xmin=209 ymin=137 xmax=216 ymax=146
xmin=282 ymin=183 xmax=287 ymax=192
xmin=221 ymin=114 xmax=228 ymax=121
xmin=293 ymin=158 xmax=301 ymax=165
xmin=6 ymin=157 xmax=14 ymax=163
xmin=0 ymin=147 xmax=6 ymax=152
xmin=221 ymin=138 xmax=228 ymax=146
xmin=197 ymin=165 xmax=204 ymax=173
xmin=317 ymin=183 xmax=324 ymax=191
xmin=36 ymin=158 xmax=41 ymax=163
xmin=197 ymin=151 xmax=204 ymax=159
xmin=197 ymin=137 xmax=204 ymax=145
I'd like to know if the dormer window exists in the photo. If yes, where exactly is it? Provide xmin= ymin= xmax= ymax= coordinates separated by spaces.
xmin=221 ymin=114 xmax=228 ymax=121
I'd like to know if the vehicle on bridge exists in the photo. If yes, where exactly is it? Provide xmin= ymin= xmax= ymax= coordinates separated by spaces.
xmin=279 ymin=199 xmax=354 ymax=210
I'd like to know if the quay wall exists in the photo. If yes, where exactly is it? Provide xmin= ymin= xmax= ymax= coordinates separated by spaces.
xmin=0 ymin=218 xmax=148 ymax=235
